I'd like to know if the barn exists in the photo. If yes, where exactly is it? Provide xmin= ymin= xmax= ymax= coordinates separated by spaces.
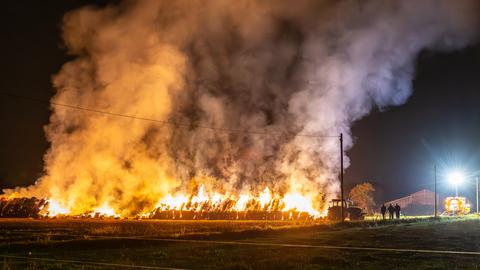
xmin=384 ymin=189 xmax=441 ymax=216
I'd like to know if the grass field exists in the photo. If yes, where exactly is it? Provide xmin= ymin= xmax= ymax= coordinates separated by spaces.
xmin=1 ymin=217 xmax=480 ymax=269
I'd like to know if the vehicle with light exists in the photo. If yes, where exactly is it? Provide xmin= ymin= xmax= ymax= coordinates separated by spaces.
xmin=443 ymin=196 xmax=470 ymax=215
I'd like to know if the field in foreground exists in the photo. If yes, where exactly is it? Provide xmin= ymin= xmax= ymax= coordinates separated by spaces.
xmin=1 ymin=217 xmax=480 ymax=269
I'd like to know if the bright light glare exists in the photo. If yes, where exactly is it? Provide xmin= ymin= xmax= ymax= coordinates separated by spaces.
xmin=448 ymin=171 xmax=464 ymax=186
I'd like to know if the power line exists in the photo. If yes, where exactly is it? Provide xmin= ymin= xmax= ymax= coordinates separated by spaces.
xmin=1 ymin=91 xmax=338 ymax=139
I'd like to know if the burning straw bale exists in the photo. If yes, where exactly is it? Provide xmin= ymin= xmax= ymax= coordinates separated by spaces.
xmin=148 ymin=210 xmax=314 ymax=221
xmin=0 ymin=197 xmax=47 ymax=218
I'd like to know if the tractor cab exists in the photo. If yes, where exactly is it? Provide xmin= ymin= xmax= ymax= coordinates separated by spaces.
xmin=329 ymin=199 xmax=350 ymax=208
xmin=327 ymin=199 xmax=365 ymax=221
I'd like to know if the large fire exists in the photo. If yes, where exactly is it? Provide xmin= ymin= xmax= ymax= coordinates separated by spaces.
xmin=2 ymin=0 xmax=477 ymax=221
xmin=31 ymin=186 xmax=323 ymax=219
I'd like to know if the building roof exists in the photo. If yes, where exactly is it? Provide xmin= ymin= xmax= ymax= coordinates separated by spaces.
xmin=385 ymin=189 xmax=438 ymax=209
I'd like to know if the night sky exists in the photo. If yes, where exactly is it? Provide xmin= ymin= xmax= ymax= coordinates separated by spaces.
xmin=1 ymin=1 xmax=479 ymax=204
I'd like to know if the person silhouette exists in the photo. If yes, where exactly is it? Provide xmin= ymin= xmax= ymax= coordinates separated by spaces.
xmin=387 ymin=204 xmax=395 ymax=219
xmin=380 ymin=204 xmax=386 ymax=220
xmin=395 ymin=203 xmax=401 ymax=219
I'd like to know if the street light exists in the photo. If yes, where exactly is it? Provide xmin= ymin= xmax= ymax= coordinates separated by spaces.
xmin=476 ymin=176 xmax=479 ymax=215
xmin=448 ymin=171 xmax=464 ymax=197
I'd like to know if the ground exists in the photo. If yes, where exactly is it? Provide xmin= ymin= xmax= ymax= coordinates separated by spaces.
xmin=1 ymin=217 xmax=480 ymax=269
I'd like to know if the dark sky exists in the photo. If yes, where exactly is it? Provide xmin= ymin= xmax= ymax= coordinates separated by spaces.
xmin=1 ymin=1 xmax=479 ymax=204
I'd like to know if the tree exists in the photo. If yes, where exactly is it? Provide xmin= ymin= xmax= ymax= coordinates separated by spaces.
xmin=349 ymin=182 xmax=375 ymax=214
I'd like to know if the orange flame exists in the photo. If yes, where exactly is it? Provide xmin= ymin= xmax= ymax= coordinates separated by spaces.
xmin=40 ymin=185 xmax=322 ymax=218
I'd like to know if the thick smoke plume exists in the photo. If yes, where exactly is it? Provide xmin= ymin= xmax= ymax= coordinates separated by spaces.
xmin=4 ymin=0 xmax=479 ymax=216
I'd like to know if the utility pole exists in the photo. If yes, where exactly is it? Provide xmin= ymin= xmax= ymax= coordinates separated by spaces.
xmin=434 ymin=164 xmax=437 ymax=217
xmin=476 ymin=176 xmax=479 ymax=215
xmin=340 ymin=133 xmax=344 ymax=222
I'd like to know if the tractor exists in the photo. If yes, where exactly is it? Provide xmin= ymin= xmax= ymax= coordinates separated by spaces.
xmin=327 ymin=199 xmax=365 ymax=221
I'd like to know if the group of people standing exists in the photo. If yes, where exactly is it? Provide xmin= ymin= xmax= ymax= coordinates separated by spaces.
xmin=380 ymin=203 xmax=401 ymax=219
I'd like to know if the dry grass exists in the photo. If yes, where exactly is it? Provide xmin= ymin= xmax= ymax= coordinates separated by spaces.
xmin=0 ymin=218 xmax=317 ymax=244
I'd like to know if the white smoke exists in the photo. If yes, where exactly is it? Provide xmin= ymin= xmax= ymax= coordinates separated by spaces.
xmin=3 ymin=0 xmax=479 ymax=216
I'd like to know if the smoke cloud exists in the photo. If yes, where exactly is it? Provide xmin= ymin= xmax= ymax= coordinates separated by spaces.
xmin=4 ymin=0 xmax=479 ymax=216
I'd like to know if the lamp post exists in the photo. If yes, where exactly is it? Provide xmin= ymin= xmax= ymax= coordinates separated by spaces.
xmin=447 ymin=171 xmax=465 ymax=216
xmin=476 ymin=175 xmax=479 ymax=215
xmin=434 ymin=164 xmax=437 ymax=217
xmin=448 ymin=171 xmax=464 ymax=197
